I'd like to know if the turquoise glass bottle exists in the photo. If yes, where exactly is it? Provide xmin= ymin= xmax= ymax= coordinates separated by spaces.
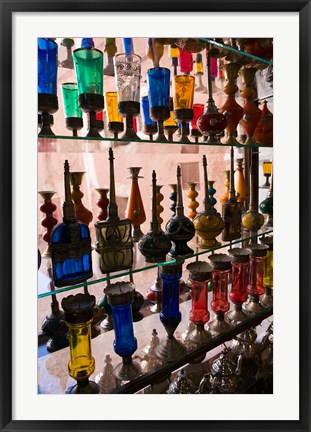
xmin=50 ymin=161 xmax=93 ymax=287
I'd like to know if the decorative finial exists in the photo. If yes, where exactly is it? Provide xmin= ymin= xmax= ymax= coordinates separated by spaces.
xmin=229 ymin=146 xmax=236 ymax=201
xmin=176 ymin=165 xmax=184 ymax=216
xmin=107 ymin=148 xmax=118 ymax=219
xmin=202 ymin=155 xmax=210 ymax=211
xmin=63 ymin=160 xmax=76 ymax=222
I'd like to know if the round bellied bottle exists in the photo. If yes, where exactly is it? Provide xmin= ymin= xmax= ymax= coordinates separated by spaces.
xmin=138 ymin=171 xmax=172 ymax=262
xmin=165 ymin=166 xmax=195 ymax=257
xmin=193 ymin=155 xmax=225 ymax=248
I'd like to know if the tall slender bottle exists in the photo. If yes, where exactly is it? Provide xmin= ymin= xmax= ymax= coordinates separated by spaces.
xmin=50 ymin=161 xmax=93 ymax=287
xmin=222 ymin=147 xmax=242 ymax=241
xmin=95 ymin=148 xmax=134 ymax=273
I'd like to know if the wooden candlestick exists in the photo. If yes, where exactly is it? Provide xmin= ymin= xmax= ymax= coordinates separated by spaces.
xmin=95 ymin=188 xmax=109 ymax=221
xmin=38 ymin=191 xmax=58 ymax=257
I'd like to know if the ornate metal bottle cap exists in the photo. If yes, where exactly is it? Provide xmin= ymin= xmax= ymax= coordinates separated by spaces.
xmin=249 ymin=243 xmax=269 ymax=257
xmin=61 ymin=293 xmax=96 ymax=324
xmin=229 ymin=248 xmax=252 ymax=263
xmin=211 ymin=350 xmax=236 ymax=376
xmin=104 ymin=281 xmax=135 ymax=306
xmin=260 ymin=235 xmax=273 ymax=251
xmin=62 ymin=160 xmax=77 ymax=223
xmin=236 ymin=327 xmax=257 ymax=343
xmin=186 ymin=260 xmax=213 ymax=281
xmin=167 ymin=368 xmax=196 ymax=394
xmin=208 ymin=253 xmax=233 ymax=270
xmin=160 ymin=262 xmax=183 ymax=277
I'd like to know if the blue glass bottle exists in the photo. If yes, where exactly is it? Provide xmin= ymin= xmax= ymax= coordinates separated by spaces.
xmin=147 ymin=67 xmax=170 ymax=142
xmin=110 ymin=302 xmax=137 ymax=358
xmin=155 ymin=262 xmax=187 ymax=362
xmin=81 ymin=38 xmax=95 ymax=49
xmin=50 ymin=161 xmax=93 ymax=287
xmin=141 ymin=96 xmax=157 ymax=139
xmin=147 ymin=67 xmax=170 ymax=109
xmin=38 ymin=38 xmax=58 ymax=95
xmin=105 ymin=282 xmax=141 ymax=380
xmin=160 ymin=263 xmax=182 ymax=330
xmin=141 ymin=96 xmax=156 ymax=126
xmin=38 ymin=38 xmax=58 ymax=136
xmin=122 ymin=38 xmax=134 ymax=55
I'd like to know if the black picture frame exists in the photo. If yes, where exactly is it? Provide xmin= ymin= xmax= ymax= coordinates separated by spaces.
xmin=1 ymin=1 xmax=310 ymax=431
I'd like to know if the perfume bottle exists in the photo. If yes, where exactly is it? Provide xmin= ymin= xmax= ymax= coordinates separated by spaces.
xmin=165 ymin=165 xmax=195 ymax=258
xmin=193 ymin=155 xmax=225 ymax=248
xmin=95 ymin=148 xmax=134 ymax=273
xmin=50 ymin=161 xmax=93 ymax=287
xmin=105 ymin=281 xmax=142 ymax=380
xmin=155 ymin=262 xmax=187 ymax=362
xmin=138 ymin=170 xmax=171 ymax=262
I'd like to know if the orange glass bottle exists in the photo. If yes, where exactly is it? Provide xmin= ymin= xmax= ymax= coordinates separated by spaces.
xmin=126 ymin=167 xmax=146 ymax=242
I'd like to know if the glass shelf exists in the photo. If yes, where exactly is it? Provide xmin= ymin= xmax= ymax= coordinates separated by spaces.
xmin=38 ymin=228 xmax=273 ymax=299
xmin=38 ymin=135 xmax=273 ymax=153
xmin=37 ymin=296 xmax=273 ymax=394
xmin=114 ymin=306 xmax=273 ymax=394
xmin=200 ymin=38 xmax=273 ymax=66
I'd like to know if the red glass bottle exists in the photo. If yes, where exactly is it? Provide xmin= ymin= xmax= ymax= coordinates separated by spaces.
xmin=95 ymin=110 xmax=104 ymax=132
xmin=187 ymin=261 xmax=213 ymax=329
xmin=179 ymin=48 xmax=193 ymax=74
xmin=190 ymin=277 xmax=209 ymax=323
xmin=227 ymin=248 xmax=252 ymax=324
xmin=208 ymin=254 xmax=233 ymax=334
xmin=211 ymin=269 xmax=230 ymax=313
xmin=210 ymin=57 xmax=218 ymax=79
xmin=244 ymin=244 xmax=269 ymax=314
xmin=190 ymin=103 xmax=204 ymax=142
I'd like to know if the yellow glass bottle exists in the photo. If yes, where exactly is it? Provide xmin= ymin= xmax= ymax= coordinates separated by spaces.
xmin=173 ymin=75 xmax=195 ymax=143
xmin=263 ymin=249 xmax=273 ymax=288
xmin=164 ymin=110 xmax=177 ymax=127
xmin=173 ymin=75 xmax=195 ymax=110
xmin=62 ymin=293 xmax=99 ymax=394
xmin=105 ymin=91 xmax=124 ymax=138
xmin=195 ymin=53 xmax=204 ymax=75
xmin=67 ymin=319 xmax=94 ymax=381
xmin=164 ymin=110 xmax=178 ymax=141
xmin=169 ymin=45 xmax=180 ymax=59
xmin=105 ymin=91 xmax=123 ymax=123
xmin=260 ymin=236 xmax=273 ymax=308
